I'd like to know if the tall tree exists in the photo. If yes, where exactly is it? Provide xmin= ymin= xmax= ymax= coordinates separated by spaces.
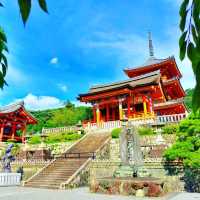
xmin=179 ymin=0 xmax=200 ymax=113
xmin=0 ymin=0 xmax=48 ymax=89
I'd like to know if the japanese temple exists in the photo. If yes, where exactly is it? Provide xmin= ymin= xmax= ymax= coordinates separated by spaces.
xmin=78 ymin=33 xmax=188 ymax=126
xmin=0 ymin=101 xmax=37 ymax=142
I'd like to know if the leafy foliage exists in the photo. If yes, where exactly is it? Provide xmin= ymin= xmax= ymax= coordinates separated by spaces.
xmin=28 ymin=131 xmax=83 ymax=144
xmin=18 ymin=0 xmax=48 ymax=25
xmin=0 ymin=27 xmax=8 ymax=88
xmin=184 ymin=88 xmax=194 ymax=110
xmin=111 ymin=128 xmax=122 ymax=138
xmin=28 ymin=135 xmax=41 ymax=144
xmin=44 ymin=132 xmax=82 ymax=144
xmin=27 ymin=104 xmax=92 ymax=133
xmin=0 ymin=0 xmax=48 ymax=89
xmin=179 ymin=0 xmax=200 ymax=112
xmin=162 ymin=124 xmax=178 ymax=135
xmin=138 ymin=126 xmax=156 ymax=136
xmin=164 ymin=115 xmax=200 ymax=168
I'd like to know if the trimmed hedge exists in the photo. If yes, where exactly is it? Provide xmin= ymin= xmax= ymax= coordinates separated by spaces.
xmin=138 ymin=127 xmax=156 ymax=136
xmin=162 ymin=124 xmax=178 ymax=135
xmin=28 ymin=135 xmax=41 ymax=144
xmin=111 ymin=128 xmax=122 ymax=138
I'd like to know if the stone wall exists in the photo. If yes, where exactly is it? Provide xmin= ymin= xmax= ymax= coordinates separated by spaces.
xmin=89 ymin=160 xmax=185 ymax=193
xmin=11 ymin=162 xmax=46 ymax=181
xmin=110 ymin=135 xmax=176 ymax=161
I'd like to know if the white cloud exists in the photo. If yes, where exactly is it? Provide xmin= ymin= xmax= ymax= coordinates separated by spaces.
xmin=57 ymin=83 xmax=68 ymax=92
xmin=50 ymin=57 xmax=58 ymax=64
xmin=21 ymin=93 xmax=64 ymax=110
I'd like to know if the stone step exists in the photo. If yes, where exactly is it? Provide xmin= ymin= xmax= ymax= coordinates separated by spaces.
xmin=25 ymin=133 xmax=111 ymax=189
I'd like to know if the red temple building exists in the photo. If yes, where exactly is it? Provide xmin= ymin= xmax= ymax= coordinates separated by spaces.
xmin=0 ymin=101 xmax=37 ymax=143
xmin=78 ymin=33 xmax=188 ymax=128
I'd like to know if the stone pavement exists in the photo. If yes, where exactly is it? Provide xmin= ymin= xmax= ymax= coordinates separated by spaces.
xmin=0 ymin=187 xmax=199 ymax=200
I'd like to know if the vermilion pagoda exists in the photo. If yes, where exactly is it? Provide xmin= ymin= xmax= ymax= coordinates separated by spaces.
xmin=0 ymin=101 xmax=37 ymax=142
xmin=78 ymin=34 xmax=187 ymax=125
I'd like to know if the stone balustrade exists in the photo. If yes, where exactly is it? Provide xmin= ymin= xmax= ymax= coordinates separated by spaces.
xmin=42 ymin=126 xmax=78 ymax=134
xmin=41 ymin=113 xmax=187 ymax=134
xmin=0 ymin=173 xmax=21 ymax=186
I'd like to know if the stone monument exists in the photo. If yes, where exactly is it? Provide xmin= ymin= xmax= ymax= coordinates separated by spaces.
xmin=114 ymin=120 xmax=144 ymax=177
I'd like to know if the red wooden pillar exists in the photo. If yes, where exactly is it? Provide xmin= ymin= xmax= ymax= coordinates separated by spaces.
xmin=11 ymin=123 xmax=16 ymax=140
xmin=106 ymin=104 xmax=110 ymax=121
xmin=93 ymin=107 xmax=96 ymax=123
xmin=112 ymin=107 xmax=115 ymax=121
xmin=127 ymin=96 xmax=131 ymax=118
xmin=22 ymin=124 xmax=26 ymax=144
xmin=0 ymin=123 xmax=4 ymax=142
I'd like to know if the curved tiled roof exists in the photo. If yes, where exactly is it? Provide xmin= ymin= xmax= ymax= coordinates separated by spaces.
xmin=0 ymin=101 xmax=37 ymax=124
xmin=124 ymin=56 xmax=173 ymax=71
xmin=0 ymin=101 xmax=24 ymax=113
xmin=79 ymin=70 xmax=161 ymax=96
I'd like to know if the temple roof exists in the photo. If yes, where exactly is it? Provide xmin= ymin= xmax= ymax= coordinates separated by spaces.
xmin=0 ymin=101 xmax=24 ymax=113
xmin=124 ymin=56 xmax=173 ymax=71
xmin=79 ymin=70 xmax=161 ymax=97
xmin=0 ymin=101 xmax=37 ymax=124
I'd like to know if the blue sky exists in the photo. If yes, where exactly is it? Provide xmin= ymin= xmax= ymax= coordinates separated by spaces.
xmin=0 ymin=0 xmax=195 ymax=110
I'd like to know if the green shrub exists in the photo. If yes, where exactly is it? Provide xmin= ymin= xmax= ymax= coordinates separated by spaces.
xmin=44 ymin=132 xmax=82 ymax=144
xmin=138 ymin=127 xmax=156 ymax=136
xmin=111 ymin=128 xmax=122 ymax=138
xmin=44 ymin=133 xmax=64 ymax=144
xmin=28 ymin=135 xmax=41 ymax=144
xmin=63 ymin=133 xmax=82 ymax=141
xmin=162 ymin=124 xmax=178 ymax=135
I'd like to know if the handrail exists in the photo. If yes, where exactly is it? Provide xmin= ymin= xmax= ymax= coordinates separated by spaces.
xmin=55 ymin=152 xmax=96 ymax=159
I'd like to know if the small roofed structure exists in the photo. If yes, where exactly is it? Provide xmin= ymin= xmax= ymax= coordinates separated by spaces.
xmin=0 ymin=101 xmax=37 ymax=143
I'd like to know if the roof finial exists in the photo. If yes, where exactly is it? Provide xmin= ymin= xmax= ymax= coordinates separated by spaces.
xmin=148 ymin=31 xmax=154 ymax=57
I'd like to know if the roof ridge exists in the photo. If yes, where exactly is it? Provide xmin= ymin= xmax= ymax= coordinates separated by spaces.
xmin=124 ymin=56 xmax=174 ymax=71
xmin=91 ymin=70 xmax=160 ymax=90
xmin=0 ymin=101 xmax=24 ymax=111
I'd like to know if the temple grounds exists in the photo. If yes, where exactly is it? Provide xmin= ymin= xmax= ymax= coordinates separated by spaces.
xmin=0 ymin=187 xmax=199 ymax=200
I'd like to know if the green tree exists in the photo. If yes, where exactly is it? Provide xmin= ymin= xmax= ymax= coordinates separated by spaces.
xmin=179 ymin=0 xmax=200 ymax=112
xmin=0 ymin=0 xmax=48 ymax=89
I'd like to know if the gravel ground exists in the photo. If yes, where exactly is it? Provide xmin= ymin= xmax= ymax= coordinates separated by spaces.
xmin=0 ymin=187 xmax=199 ymax=200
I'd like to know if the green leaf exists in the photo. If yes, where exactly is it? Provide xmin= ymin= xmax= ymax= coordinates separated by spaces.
xmin=1 ymin=63 xmax=7 ymax=77
xmin=0 ymin=28 xmax=7 ymax=42
xmin=192 ymin=83 xmax=200 ymax=113
xmin=179 ymin=31 xmax=187 ymax=60
xmin=187 ymin=42 xmax=196 ymax=61
xmin=179 ymin=0 xmax=189 ymax=17
xmin=192 ymin=24 xmax=198 ymax=44
xmin=3 ymin=44 xmax=8 ymax=53
xmin=38 ymin=0 xmax=48 ymax=13
xmin=18 ymin=0 xmax=32 ymax=25
xmin=0 ymin=53 xmax=8 ymax=67
xmin=180 ymin=9 xmax=187 ymax=31
xmin=193 ymin=0 xmax=200 ymax=32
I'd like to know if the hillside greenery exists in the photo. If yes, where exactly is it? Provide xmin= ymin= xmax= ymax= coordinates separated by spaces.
xmin=27 ymin=102 xmax=92 ymax=134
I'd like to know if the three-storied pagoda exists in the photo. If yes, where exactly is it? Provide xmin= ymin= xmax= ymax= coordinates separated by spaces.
xmin=0 ymin=101 xmax=37 ymax=142
xmin=78 ymin=33 xmax=187 ymax=124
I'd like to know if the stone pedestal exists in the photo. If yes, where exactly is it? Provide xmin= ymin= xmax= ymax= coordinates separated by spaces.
xmin=114 ymin=165 xmax=134 ymax=178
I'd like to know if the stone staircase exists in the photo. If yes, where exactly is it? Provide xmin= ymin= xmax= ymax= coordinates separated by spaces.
xmin=24 ymin=133 xmax=110 ymax=189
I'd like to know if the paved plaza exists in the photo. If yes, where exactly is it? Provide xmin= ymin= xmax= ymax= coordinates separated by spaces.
xmin=0 ymin=187 xmax=199 ymax=200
